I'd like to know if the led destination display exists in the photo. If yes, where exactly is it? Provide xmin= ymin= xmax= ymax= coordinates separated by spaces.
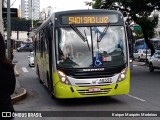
xmin=61 ymin=14 xmax=118 ymax=25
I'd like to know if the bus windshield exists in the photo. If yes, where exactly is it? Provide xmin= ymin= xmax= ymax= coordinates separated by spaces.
xmin=56 ymin=26 xmax=127 ymax=68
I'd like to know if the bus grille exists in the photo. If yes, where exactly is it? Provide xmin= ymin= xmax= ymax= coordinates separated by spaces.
xmin=77 ymin=88 xmax=112 ymax=95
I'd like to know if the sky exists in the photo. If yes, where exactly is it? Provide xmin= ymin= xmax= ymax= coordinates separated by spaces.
xmin=11 ymin=0 xmax=92 ymax=11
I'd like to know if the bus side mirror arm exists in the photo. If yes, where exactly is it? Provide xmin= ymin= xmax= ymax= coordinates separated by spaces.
xmin=126 ymin=26 xmax=133 ymax=40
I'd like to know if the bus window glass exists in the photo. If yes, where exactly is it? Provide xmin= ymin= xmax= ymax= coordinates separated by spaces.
xmin=56 ymin=26 xmax=126 ymax=68
xmin=135 ymin=39 xmax=160 ymax=51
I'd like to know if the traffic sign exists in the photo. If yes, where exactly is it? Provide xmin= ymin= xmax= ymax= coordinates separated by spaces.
xmin=2 ymin=8 xmax=18 ymax=18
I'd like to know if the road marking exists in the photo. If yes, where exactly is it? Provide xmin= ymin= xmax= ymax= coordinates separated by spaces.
xmin=133 ymin=65 xmax=137 ymax=67
xmin=126 ymin=94 xmax=146 ymax=102
xmin=22 ymin=67 xmax=29 ymax=72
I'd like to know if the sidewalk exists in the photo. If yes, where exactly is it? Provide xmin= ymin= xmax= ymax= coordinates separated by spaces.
xmin=11 ymin=64 xmax=27 ymax=104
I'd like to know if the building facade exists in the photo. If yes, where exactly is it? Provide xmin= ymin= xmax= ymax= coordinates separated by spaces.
xmin=21 ymin=0 xmax=40 ymax=20
xmin=39 ymin=6 xmax=53 ymax=21
xmin=39 ymin=6 xmax=65 ymax=21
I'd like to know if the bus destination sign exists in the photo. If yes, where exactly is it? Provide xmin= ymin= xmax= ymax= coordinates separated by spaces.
xmin=61 ymin=14 xmax=118 ymax=25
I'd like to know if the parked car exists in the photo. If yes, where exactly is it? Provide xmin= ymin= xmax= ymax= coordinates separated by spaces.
xmin=17 ymin=44 xmax=33 ymax=52
xmin=149 ymin=51 xmax=160 ymax=72
xmin=134 ymin=49 xmax=151 ymax=62
xmin=28 ymin=52 xmax=34 ymax=67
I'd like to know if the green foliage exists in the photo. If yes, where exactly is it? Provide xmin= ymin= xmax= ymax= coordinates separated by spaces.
xmin=134 ymin=31 xmax=143 ymax=40
xmin=3 ymin=17 xmax=41 ymax=31
xmin=92 ymin=0 xmax=103 ymax=9
xmin=12 ymin=18 xmax=40 ymax=28
xmin=92 ymin=0 xmax=159 ymax=38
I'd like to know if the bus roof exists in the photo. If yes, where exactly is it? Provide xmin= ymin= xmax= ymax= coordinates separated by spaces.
xmin=136 ymin=38 xmax=160 ymax=42
xmin=53 ymin=9 xmax=123 ymax=16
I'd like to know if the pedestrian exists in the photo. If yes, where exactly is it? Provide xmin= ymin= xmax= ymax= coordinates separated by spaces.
xmin=0 ymin=32 xmax=16 ymax=120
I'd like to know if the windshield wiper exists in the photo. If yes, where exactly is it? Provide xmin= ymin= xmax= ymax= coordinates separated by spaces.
xmin=97 ymin=23 xmax=110 ymax=42
xmin=70 ymin=25 xmax=86 ymax=42
xmin=84 ymin=30 xmax=91 ymax=51
xmin=70 ymin=25 xmax=91 ymax=51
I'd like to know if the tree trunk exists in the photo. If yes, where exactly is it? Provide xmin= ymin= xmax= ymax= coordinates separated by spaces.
xmin=142 ymin=29 xmax=155 ymax=56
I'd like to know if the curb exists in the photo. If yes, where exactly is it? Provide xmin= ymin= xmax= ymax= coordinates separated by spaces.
xmin=12 ymin=65 xmax=27 ymax=104
xmin=11 ymin=88 xmax=27 ymax=104
xmin=14 ymin=65 xmax=19 ymax=77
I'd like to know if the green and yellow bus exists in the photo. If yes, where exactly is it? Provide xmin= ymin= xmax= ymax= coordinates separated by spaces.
xmin=32 ymin=9 xmax=131 ymax=99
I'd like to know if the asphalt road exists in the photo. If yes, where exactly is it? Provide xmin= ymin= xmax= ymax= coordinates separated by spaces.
xmin=13 ymin=52 xmax=160 ymax=120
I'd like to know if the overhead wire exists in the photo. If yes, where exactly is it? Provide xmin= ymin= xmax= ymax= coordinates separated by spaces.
xmin=10 ymin=0 xmax=17 ymax=7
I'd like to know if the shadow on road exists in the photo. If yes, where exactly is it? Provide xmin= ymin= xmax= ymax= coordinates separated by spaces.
xmin=54 ymin=96 xmax=125 ymax=106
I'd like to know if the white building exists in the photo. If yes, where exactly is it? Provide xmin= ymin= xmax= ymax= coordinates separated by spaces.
xmin=39 ymin=6 xmax=65 ymax=21
xmin=21 ymin=0 xmax=40 ymax=20
xmin=39 ymin=6 xmax=54 ymax=21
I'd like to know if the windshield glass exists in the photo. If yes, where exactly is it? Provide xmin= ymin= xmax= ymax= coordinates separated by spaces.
xmin=56 ymin=26 xmax=127 ymax=68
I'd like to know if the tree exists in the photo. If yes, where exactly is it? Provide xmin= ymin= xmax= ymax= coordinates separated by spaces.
xmin=89 ymin=0 xmax=160 ymax=56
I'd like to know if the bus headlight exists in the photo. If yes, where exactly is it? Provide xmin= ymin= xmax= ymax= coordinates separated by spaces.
xmin=117 ymin=68 xmax=127 ymax=82
xmin=58 ymin=71 xmax=71 ymax=85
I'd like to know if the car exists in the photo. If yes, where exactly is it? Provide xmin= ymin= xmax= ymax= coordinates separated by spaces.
xmin=17 ymin=44 xmax=33 ymax=52
xmin=134 ymin=49 xmax=151 ymax=62
xmin=149 ymin=51 xmax=160 ymax=72
xmin=28 ymin=52 xmax=34 ymax=67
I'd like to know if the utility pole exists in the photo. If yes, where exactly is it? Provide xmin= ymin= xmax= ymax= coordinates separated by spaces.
xmin=0 ymin=0 xmax=4 ymax=35
xmin=31 ymin=0 xmax=34 ymax=29
xmin=7 ymin=0 xmax=11 ymax=60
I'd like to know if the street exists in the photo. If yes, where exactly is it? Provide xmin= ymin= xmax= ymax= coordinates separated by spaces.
xmin=13 ymin=52 xmax=160 ymax=120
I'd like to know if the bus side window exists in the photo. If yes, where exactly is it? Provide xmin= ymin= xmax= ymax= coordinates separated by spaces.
xmin=40 ymin=30 xmax=44 ymax=57
xmin=46 ymin=24 xmax=53 ymax=52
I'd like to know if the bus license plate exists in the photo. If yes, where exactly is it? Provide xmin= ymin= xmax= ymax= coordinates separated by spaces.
xmin=89 ymin=88 xmax=101 ymax=92
xmin=98 ymin=78 xmax=112 ymax=83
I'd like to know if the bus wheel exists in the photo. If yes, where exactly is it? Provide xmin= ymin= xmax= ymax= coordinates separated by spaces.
xmin=47 ymin=72 xmax=55 ymax=99
xmin=149 ymin=63 xmax=154 ymax=72
xmin=37 ymin=67 xmax=43 ymax=84
xmin=47 ymin=72 xmax=53 ymax=91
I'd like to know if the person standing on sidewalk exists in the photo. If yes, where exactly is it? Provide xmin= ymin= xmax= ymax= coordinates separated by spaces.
xmin=0 ymin=32 xmax=16 ymax=120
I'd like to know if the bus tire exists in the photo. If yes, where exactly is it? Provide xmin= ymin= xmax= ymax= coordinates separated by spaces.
xmin=47 ymin=72 xmax=55 ymax=99
xmin=149 ymin=63 xmax=154 ymax=72
xmin=37 ymin=66 xmax=43 ymax=84
xmin=51 ymin=93 xmax=57 ymax=99
xmin=47 ymin=72 xmax=53 ymax=91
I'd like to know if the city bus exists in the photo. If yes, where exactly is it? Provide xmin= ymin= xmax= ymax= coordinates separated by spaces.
xmin=134 ymin=38 xmax=160 ymax=52
xmin=32 ymin=9 xmax=131 ymax=99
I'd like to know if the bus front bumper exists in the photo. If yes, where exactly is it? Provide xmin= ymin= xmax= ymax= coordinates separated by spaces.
xmin=54 ymin=79 xmax=130 ymax=99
